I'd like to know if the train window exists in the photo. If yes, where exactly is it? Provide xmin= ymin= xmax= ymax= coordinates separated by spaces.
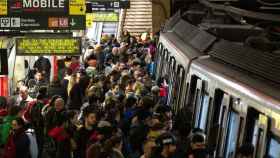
xmin=208 ymin=89 xmax=224 ymax=149
xmin=175 ymin=65 xmax=185 ymax=111
xmin=267 ymin=134 xmax=280 ymax=158
xmin=186 ymin=75 xmax=199 ymax=109
xmin=224 ymin=111 xmax=240 ymax=158
xmin=167 ymin=56 xmax=176 ymax=106
xmin=244 ymin=108 xmax=270 ymax=158
xmin=198 ymin=95 xmax=210 ymax=131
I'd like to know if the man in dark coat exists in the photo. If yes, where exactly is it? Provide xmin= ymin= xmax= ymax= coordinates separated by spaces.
xmin=74 ymin=107 xmax=98 ymax=158
xmin=3 ymin=117 xmax=30 ymax=158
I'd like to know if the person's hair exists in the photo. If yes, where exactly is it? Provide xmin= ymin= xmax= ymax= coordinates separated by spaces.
xmin=14 ymin=117 xmax=25 ymax=128
xmin=37 ymin=86 xmax=48 ymax=99
xmin=66 ymin=68 xmax=73 ymax=76
xmin=237 ymin=143 xmax=254 ymax=157
xmin=103 ymin=135 xmax=122 ymax=155
xmin=8 ymin=106 xmax=21 ymax=116
xmin=66 ymin=110 xmax=78 ymax=120
xmin=191 ymin=132 xmax=205 ymax=144
xmin=49 ymin=95 xmax=62 ymax=107
xmin=83 ymin=106 xmax=99 ymax=120
xmin=28 ymin=79 xmax=36 ymax=88
xmin=140 ymin=96 xmax=153 ymax=110
xmin=0 ymin=96 xmax=7 ymax=108
xmin=124 ymin=96 xmax=137 ymax=109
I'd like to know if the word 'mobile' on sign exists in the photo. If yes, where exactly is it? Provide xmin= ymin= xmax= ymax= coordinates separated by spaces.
xmin=16 ymin=37 xmax=82 ymax=55
xmin=8 ymin=0 xmax=69 ymax=15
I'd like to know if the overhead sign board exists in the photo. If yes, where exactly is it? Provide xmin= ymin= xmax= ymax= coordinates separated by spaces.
xmin=0 ymin=0 xmax=86 ymax=30
xmin=87 ymin=0 xmax=130 ymax=12
xmin=0 ymin=15 xmax=85 ymax=30
xmin=16 ymin=37 xmax=82 ymax=55
xmin=0 ymin=0 xmax=8 ymax=15
xmin=87 ymin=12 xmax=118 ymax=22
xmin=69 ymin=0 xmax=86 ymax=15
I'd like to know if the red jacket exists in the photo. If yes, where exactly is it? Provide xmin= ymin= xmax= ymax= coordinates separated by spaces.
xmin=3 ymin=134 xmax=16 ymax=158
xmin=48 ymin=126 xmax=69 ymax=142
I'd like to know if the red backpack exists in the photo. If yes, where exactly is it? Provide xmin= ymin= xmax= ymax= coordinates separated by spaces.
xmin=3 ymin=134 xmax=16 ymax=158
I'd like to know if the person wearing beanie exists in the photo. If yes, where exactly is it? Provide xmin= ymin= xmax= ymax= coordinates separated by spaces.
xmin=150 ymin=132 xmax=177 ymax=158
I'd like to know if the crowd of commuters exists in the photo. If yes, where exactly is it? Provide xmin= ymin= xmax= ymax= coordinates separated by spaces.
xmin=0 ymin=31 xmax=254 ymax=158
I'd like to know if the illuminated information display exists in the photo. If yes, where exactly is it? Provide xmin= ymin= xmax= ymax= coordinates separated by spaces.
xmin=16 ymin=37 xmax=81 ymax=55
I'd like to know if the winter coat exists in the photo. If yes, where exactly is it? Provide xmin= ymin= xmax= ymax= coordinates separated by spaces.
xmin=67 ymin=84 xmax=83 ymax=110
xmin=45 ymin=108 xmax=67 ymax=133
xmin=74 ymin=126 xmax=97 ymax=158
xmin=48 ymin=126 xmax=72 ymax=158
xmin=3 ymin=128 xmax=31 ymax=158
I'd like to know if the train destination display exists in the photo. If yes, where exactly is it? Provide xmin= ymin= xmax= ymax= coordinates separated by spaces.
xmin=16 ymin=37 xmax=81 ymax=55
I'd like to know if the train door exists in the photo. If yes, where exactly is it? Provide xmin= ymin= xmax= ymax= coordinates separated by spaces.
xmin=266 ymin=115 xmax=280 ymax=158
xmin=184 ymin=75 xmax=199 ymax=124
xmin=219 ymin=97 xmax=242 ymax=158
xmin=158 ymin=49 xmax=168 ymax=78
xmin=162 ymin=50 xmax=170 ymax=77
xmin=194 ymin=81 xmax=211 ymax=131
xmin=243 ymin=108 xmax=269 ymax=158
xmin=174 ymin=65 xmax=185 ymax=113
xmin=253 ymin=114 xmax=269 ymax=158
xmin=216 ymin=93 xmax=231 ymax=157
xmin=155 ymin=43 xmax=164 ymax=78
xmin=207 ymin=89 xmax=242 ymax=157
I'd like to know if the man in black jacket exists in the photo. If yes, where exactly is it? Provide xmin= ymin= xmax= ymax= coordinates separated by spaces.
xmin=74 ymin=107 xmax=98 ymax=158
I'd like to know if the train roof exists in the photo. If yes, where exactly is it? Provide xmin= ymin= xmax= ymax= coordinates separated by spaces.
xmin=192 ymin=57 xmax=280 ymax=112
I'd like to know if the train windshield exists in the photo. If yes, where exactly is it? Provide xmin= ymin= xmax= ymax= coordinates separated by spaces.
xmin=267 ymin=135 xmax=280 ymax=158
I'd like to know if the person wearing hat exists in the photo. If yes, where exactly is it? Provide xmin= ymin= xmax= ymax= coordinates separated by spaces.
xmin=150 ymin=132 xmax=177 ymax=158
xmin=186 ymin=132 xmax=209 ymax=158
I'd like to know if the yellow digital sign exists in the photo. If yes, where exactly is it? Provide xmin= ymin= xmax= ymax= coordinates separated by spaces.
xmin=69 ymin=0 xmax=86 ymax=15
xmin=16 ymin=38 xmax=81 ymax=55
xmin=0 ymin=0 xmax=7 ymax=15
xmin=87 ymin=12 xmax=119 ymax=22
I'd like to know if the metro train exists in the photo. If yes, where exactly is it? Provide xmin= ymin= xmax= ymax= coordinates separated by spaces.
xmin=155 ymin=16 xmax=280 ymax=157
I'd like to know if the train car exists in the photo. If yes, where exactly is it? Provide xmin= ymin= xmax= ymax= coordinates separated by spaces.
xmin=156 ymin=16 xmax=280 ymax=157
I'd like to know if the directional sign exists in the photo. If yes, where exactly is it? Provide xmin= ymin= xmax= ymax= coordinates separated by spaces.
xmin=87 ymin=0 xmax=130 ymax=11
xmin=69 ymin=0 xmax=86 ymax=15
xmin=0 ymin=0 xmax=7 ymax=15
xmin=0 ymin=16 xmax=85 ymax=30
xmin=86 ymin=13 xmax=93 ymax=28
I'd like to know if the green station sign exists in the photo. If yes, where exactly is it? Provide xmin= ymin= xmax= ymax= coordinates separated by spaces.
xmin=16 ymin=37 xmax=82 ymax=55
